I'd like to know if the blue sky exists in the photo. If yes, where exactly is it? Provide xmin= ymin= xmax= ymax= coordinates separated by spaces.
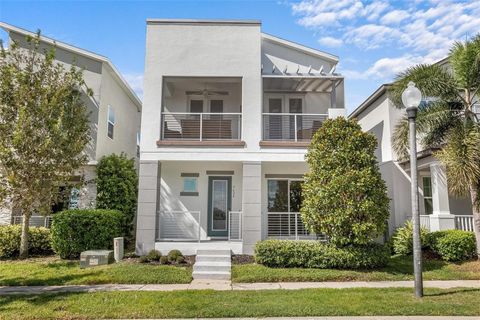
xmin=1 ymin=0 xmax=479 ymax=113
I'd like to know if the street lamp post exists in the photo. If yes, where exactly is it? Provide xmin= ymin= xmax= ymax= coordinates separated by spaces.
xmin=402 ymin=81 xmax=423 ymax=298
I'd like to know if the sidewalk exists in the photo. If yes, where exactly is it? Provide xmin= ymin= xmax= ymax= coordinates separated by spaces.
xmin=1 ymin=280 xmax=479 ymax=295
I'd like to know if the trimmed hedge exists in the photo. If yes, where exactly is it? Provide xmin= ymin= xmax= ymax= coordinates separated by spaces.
xmin=51 ymin=209 xmax=123 ymax=259
xmin=427 ymin=230 xmax=477 ymax=262
xmin=0 ymin=225 xmax=52 ymax=258
xmin=254 ymin=240 xmax=389 ymax=269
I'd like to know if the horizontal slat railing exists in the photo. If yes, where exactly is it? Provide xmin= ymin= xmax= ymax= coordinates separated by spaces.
xmin=419 ymin=215 xmax=431 ymax=231
xmin=158 ymin=211 xmax=201 ymax=242
xmin=161 ymin=112 xmax=241 ymax=141
xmin=228 ymin=211 xmax=242 ymax=241
xmin=455 ymin=215 xmax=475 ymax=232
xmin=267 ymin=212 xmax=319 ymax=240
xmin=262 ymin=113 xmax=328 ymax=141
xmin=12 ymin=216 xmax=52 ymax=228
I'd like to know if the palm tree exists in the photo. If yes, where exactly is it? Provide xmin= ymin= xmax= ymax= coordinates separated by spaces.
xmin=390 ymin=35 xmax=480 ymax=258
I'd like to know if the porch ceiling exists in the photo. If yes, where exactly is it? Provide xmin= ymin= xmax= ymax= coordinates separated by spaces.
xmin=263 ymin=75 xmax=343 ymax=93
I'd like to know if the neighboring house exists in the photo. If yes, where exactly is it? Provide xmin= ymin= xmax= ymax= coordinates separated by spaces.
xmin=349 ymin=79 xmax=475 ymax=236
xmin=136 ymin=19 xmax=345 ymax=255
xmin=0 ymin=22 xmax=142 ymax=225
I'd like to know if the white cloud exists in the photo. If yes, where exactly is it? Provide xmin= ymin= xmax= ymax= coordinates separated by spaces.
xmin=380 ymin=9 xmax=409 ymax=25
xmin=318 ymin=36 xmax=343 ymax=47
xmin=123 ymin=73 xmax=143 ymax=100
xmin=344 ymin=24 xmax=402 ymax=49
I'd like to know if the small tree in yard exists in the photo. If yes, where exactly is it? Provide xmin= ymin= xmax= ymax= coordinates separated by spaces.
xmin=96 ymin=153 xmax=138 ymax=240
xmin=0 ymin=33 xmax=90 ymax=258
xmin=302 ymin=117 xmax=390 ymax=246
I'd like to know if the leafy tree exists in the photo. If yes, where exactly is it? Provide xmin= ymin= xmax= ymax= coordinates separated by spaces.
xmin=302 ymin=117 xmax=390 ymax=246
xmin=96 ymin=153 xmax=138 ymax=240
xmin=0 ymin=33 xmax=90 ymax=258
xmin=390 ymin=35 xmax=480 ymax=258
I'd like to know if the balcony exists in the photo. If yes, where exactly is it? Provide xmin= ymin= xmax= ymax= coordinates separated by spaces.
xmin=159 ymin=112 xmax=243 ymax=146
xmin=260 ymin=113 xmax=328 ymax=147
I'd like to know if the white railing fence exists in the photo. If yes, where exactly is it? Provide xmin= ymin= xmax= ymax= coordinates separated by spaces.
xmin=228 ymin=211 xmax=242 ymax=241
xmin=161 ymin=112 xmax=242 ymax=141
xmin=455 ymin=215 xmax=475 ymax=232
xmin=419 ymin=215 xmax=430 ymax=230
xmin=267 ymin=212 xmax=318 ymax=240
xmin=158 ymin=210 xmax=201 ymax=242
xmin=262 ymin=113 xmax=328 ymax=141
xmin=12 ymin=216 xmax=52 ymax=228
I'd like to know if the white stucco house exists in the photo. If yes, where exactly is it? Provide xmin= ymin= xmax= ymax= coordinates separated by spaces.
xmin=136 ymin=19 xmax=345 ymax=256
xmin=0 ymin=22 xmax=142 ymax=225
xmin=349 ymin=79 xmax=475 ymax=237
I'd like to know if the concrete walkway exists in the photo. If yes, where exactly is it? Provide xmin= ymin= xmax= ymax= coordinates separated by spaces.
xmin=1 ymin=280 xmax=480 ymax=295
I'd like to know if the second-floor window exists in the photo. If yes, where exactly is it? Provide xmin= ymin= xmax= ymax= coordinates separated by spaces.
xmin=107 ymin=105 xmax=115 ymax=139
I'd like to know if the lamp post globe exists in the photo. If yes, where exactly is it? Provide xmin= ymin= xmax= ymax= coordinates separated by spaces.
xmin=403 ymin=81 xmax=423 ymax=298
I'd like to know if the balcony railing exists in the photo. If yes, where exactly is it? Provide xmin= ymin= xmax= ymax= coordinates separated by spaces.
xmin=161 ymin=112 xmax=242 ymax=141
xmin=455 ymin=215 xmax=475 ymax=232
xmin=12 ymin=215 xmax=52 ymax=228
xmin=267 ymin=212 xmax=323 ymax=240
xmin=228 ymin=211 xmax=243 ymax=241
xmin=262 ymin=113 xmax=328 ymax=141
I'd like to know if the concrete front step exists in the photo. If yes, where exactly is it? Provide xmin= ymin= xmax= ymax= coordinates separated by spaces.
xmin=193 ymin=249 xmax=232 ymax=280
xmin=192 ymin=270 xmax=230 ymax=280
xmin=196 ymin=249 xmax=231 ymax=256
xmin=193 ymin=261 xmax=231 ymax=273
xmin=195 ymin=255 xmax=231 ymax=263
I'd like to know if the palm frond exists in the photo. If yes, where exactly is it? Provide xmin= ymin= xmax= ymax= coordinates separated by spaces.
xmin=392 ymin=116 xmax=409 ymax=160
xmin=449 ymin=38 xmax=480 ymax=91
xmin=388 ymin=64 xmax=460 ymax=107
xmin=435 ymin=123 xmax=480 ymax=197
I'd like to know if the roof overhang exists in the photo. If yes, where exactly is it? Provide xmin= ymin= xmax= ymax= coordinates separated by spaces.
xmin=147 ymin=19 xmax=261 ymax=26
xmin=0 ymin=22 xmax=142 ymax=112
xmin=349 ymin=83 xmax=391 ymax=119
xmin=261 ymin=33 xmax=339 ymax=64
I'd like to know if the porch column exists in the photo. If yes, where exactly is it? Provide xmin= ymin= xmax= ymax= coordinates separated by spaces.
xmin=429 ymin=163 xmax=455 ymax=231
xmin=135 ymin=161 xmax=160 ymax=255
xmin=242 ymin=161 xmax=262 ymax=254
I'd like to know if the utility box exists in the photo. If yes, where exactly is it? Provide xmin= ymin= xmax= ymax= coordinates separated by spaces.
xmin=80 ymin=250 xmax=114 ymax=268
xmin=113 ymin=237 xmax=124 ymax=262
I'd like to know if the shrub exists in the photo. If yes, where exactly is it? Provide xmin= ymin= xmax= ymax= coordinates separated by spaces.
xmin=176 ymin=255 xmax=185 ymax=264
xmin=139 ymin=255 xmax=150 ymax=263
xmin=167 ymin=249 xmax=182 ymax=263
xmin=0 ymin=225 xmax=52 ymax=258
xmin=254 ymin=240 xmax=389 ymax=269
xmin=392 ymin=221 xmax=429 ymax=255
xmin=96 ymin=153 xmax=138 ymax=239
xmin=302 ymin=118 xmax=390 ymax=246
xmin=427 ymin=230 xmax=476 ymax=262
xmin=145 ymin=250 xmax=162 ymax=262
xmin=160 ymin=256 xmax=169 ymax=265
xmin=51 ymin=209 xmax=123 ymax=259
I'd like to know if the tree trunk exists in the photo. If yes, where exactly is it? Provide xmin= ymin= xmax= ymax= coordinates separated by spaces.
xmin=469 ymin=186 xmax=480 ymax=259
xmin=19 ymin=213 xmax=30 ymax=259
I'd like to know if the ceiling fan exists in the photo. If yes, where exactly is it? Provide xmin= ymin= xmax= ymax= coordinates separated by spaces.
xmin=186 ymin=84 xmax=229 ymax=96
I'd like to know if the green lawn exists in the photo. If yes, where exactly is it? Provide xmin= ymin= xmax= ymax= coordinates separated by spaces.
xmin=0 ymin=257 xmax=192 ymax=285
xmin=1 ymin=288 xmax=480 ymax=319
xmin=232 ymin=255 xmax=480 ymax=282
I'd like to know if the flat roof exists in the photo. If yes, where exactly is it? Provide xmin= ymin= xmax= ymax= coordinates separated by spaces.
xmin=147 ymin=19 xmax=261 ymax=25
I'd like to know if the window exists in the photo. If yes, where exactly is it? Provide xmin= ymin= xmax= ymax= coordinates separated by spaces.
xmin=136 ymin=131 xmax=140 ymax=157
xmin=210 ymin=100 xmax=224 ymax=113
xmin=107 ymin=105 xmax=115 ymax=139
xmin=423 ymin=176 xmax=433 ymax=215
xmin=267 ymin=179 xmax=303 ymax=212
xmin=183 ymin=177 xmax=197 ymax=193
xmin=190 ymin=100 xmax=203 ymax=113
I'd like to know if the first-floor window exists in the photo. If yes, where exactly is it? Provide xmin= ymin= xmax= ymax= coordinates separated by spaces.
xmin=267 ymin=179 xmax=303 ymax=212
xmin=107 ymin=105 xmax=115 ymax=139
xmin=183 ymin=177 xmax=198 ymax=193
xmin=423 ymin=176 xmax=433 ymax=215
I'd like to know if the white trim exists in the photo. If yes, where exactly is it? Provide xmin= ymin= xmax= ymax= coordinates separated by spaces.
xmin=262 ymin=33 xmax=339 ymax=63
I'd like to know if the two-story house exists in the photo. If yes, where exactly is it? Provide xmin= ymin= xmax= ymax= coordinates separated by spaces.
xmin=349 ymin=61 xmax=475 ymax=236
xmin=136 ymin=19 xmax=345 ymax=256
xmin=0 ymin=22 xmax=142 ymax=225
